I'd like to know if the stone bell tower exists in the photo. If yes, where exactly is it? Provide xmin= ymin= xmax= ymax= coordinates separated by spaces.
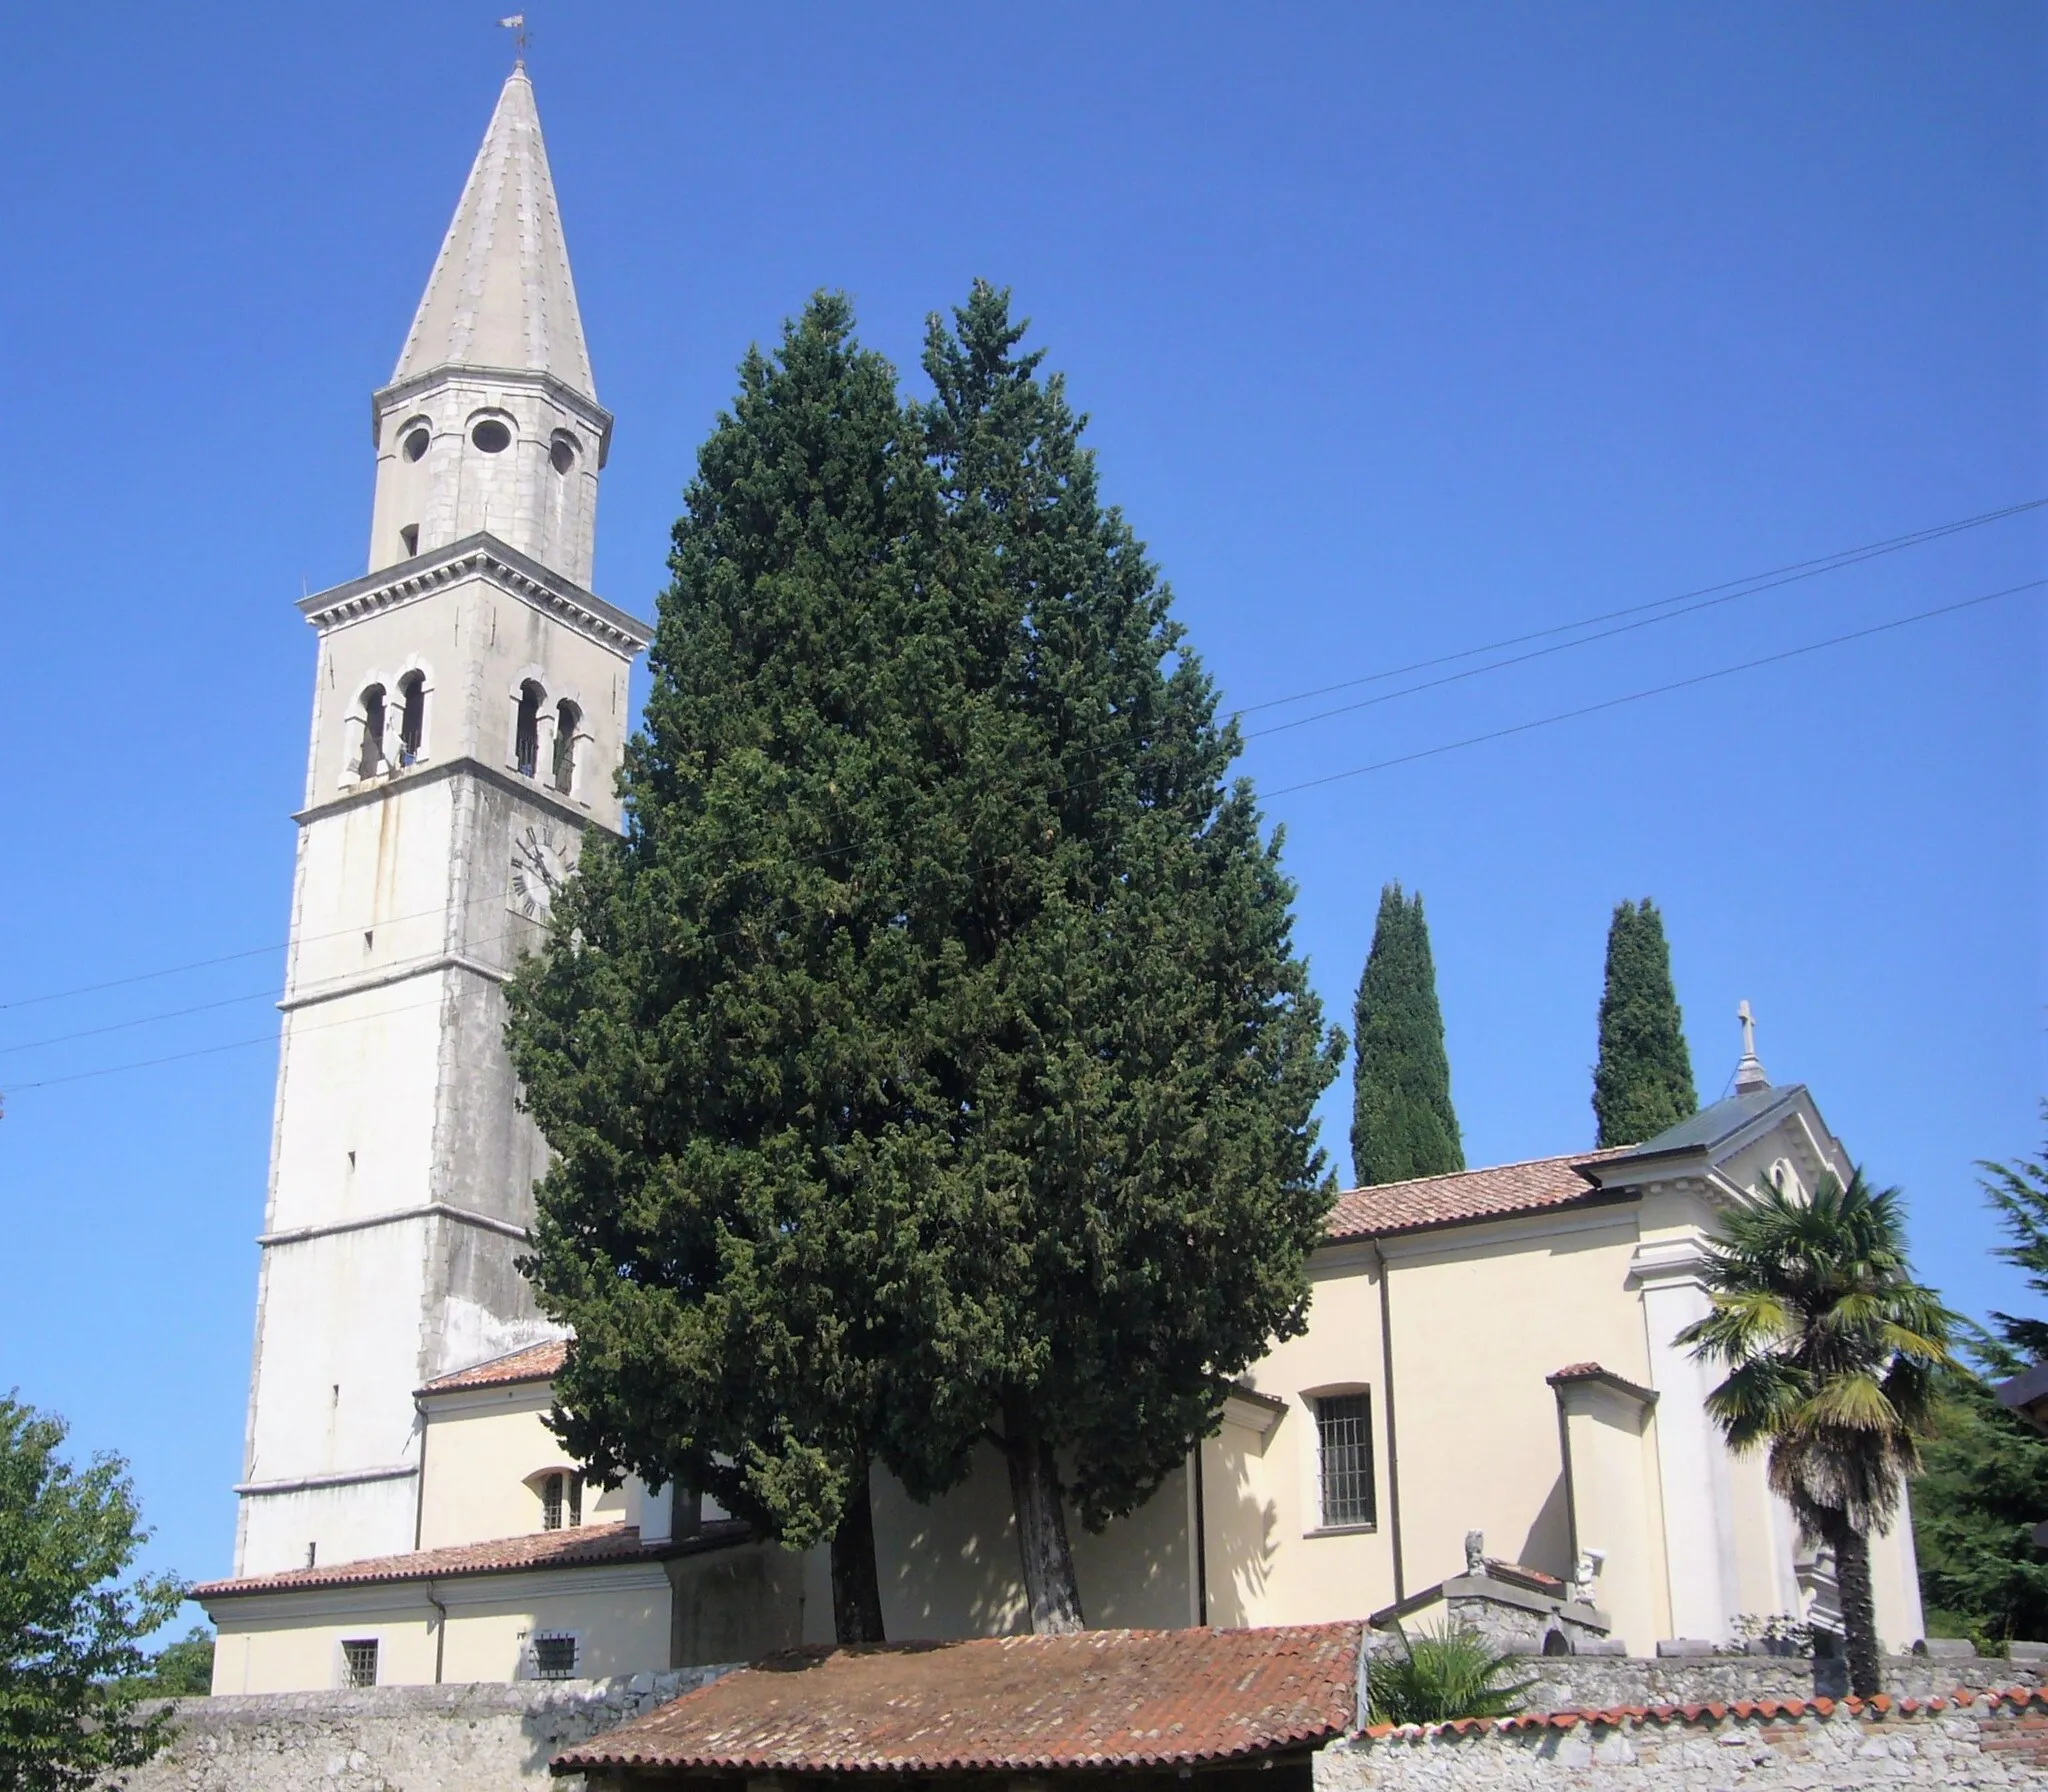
xmin=232 ymin=64 xmax=650 ymax=1578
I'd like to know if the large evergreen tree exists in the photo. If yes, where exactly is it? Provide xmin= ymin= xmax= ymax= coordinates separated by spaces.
xmin=910 ymin=284 xmax=1343 ymax=1630
xmin=505 ymin=294 xmax=988 ymax=1642
xmin=1350 ymin=883 xmax=1462 ymax=1186
xmin=1912 ymin=1116 xmax=2048 ymax=1641
xmin=1591 ymin=898 xmax=1696 ymax=1147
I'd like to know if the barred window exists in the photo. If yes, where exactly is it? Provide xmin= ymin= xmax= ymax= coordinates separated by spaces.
xmin=341 ymin=1639 xmax=379 ymax=1688
xmin=1316 ymin=1392 xmax=1376 ymax=1529
xmin=540 ymin=1471 xmax=583 ymax=1531
xmin=533 ymin=1633 xmax=578 ymax=1679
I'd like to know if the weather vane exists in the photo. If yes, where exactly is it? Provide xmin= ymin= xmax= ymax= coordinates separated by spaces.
xmin=498 ymin=13 xmax=529 ymax=65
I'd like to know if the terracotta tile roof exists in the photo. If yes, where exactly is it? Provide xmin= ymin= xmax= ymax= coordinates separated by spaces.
xmin=421 ymin=1338 xmax=570 ymax=1393
xmin=1547 ymin=1361 xmax=1658 ymax=1403
xmin=554 ymin=1623 xmax=1364 ymax=1777
xmin=192 ymin=1518 xmax=749 ymax=1600
xmin=1325 ymin=1147 xmax=1636 ymax=1242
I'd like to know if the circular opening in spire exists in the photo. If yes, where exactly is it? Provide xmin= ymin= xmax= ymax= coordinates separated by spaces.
xmin=471 ymin=419 xmax=512 ymax=454
xmin=549 ymin=434 xmax=578 ymax=475
xmin=402 ymin=427 xmax=431 ymax=463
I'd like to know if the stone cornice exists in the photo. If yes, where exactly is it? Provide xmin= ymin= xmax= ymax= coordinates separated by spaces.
xmin=259 ymin=1203 xmax=530 ymax=1250
xmin=297 ymin=531 xmax=650 ymax=656
xmin=370 ymin=363 xmax=615 ymax=464
xmin=280 ymin=952 xmax=510 ymax=1015
xmin=294 ymin=750 xmax=614 ymax=833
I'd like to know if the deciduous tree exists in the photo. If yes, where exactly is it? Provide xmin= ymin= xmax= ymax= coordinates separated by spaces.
xmin=0 ymin=1397 xmax=184 ymax=1790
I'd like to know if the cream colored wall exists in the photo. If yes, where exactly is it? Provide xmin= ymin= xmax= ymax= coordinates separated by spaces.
xmin=210 ymin=1590 xmax=438 ymax=1695
xmin=1222 ymin=1248 xmax=1395 ymax=1625
xmin=1557 ymin=1383 xmax=1669 ymax=1652
xmin=867 ymin=1447 xmax=1194 ymax=1641
xmin=1381 ymin=1211 xmax=1649 ymax=1595
xmin=210 ymin=1565 xmax=673 ymax=1693
xmin=418 ymin=1387 xmax=580 ymax=1548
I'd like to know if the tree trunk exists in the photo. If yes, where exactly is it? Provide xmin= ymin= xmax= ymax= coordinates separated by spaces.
xmin=1001 ymin=1397 xmax=1084 ymax=1634
xmin=1824 ymin=1511 xmax=1882 ymax=1698
xmin=829 ymin=1466 xmax=886 ymax=1644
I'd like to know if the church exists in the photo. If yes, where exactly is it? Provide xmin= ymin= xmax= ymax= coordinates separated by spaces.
xmin=193 ymin=65 xmax=1924 ymax=1694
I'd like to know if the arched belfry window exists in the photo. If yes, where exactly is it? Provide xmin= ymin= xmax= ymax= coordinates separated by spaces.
xmin=358 ymin=685 xmax=387 ymax=779
xmin=514 ymin=682 xmax=544 ymax=778
xmin=551 ymin=700 xmax=580 ymax=795
xmin=396 ymin=671 xmax=426 ymax=767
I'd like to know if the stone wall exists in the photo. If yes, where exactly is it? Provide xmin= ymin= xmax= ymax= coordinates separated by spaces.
xmin=108 ymin=1667 xmax=732 ymax=1792
xmin=1320 ymin=1680 xmax=2048 ymax=1789
xmin=1517 ymin=1649 xmax=2024 ymax=1712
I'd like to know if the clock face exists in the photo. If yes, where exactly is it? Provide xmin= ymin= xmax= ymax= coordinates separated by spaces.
xmin=509 ymin=822 xmax=575 ymax=921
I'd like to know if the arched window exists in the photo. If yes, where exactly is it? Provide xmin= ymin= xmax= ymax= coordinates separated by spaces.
xmin=358 ymin=685 xmax=387 ymax=779
xmin=396 ymin=672 xmax=426 ymax=767
xmin=514 ymin=681 xmax=543 ymax=777
xmin=551 ymin=700 xmax=580 ymax=795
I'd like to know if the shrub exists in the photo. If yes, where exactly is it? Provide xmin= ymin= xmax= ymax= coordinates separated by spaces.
xmin=1366 ymin=1620 xmax=1537 ymax=1725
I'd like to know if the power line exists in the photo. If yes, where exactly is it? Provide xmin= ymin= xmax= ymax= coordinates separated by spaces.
xmin=4 ymin=497 xmax=2039 ymax=1019
xmin=8 ymin=576 xmax=2033 ymax=1096
xmin=1261 ymin=578 xmax=2046 ymax=799
xmin=8 ymin=995 xmax=449 ymax=1093
xmin=1226 ymin=495 xmax=2044 ymax=720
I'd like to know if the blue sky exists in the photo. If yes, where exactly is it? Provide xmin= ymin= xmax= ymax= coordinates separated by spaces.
xmin=1 ymin=3 xmax=2040 ymax=1626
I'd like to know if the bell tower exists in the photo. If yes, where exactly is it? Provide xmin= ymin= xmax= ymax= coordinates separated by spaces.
xmin=232 ymin=65 xmax=650 ymax=1578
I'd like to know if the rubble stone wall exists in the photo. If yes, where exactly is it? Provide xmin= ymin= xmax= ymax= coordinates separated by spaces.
xmin=1319 ymin=1683 xmax=2048 ymax=1790
xmin=105 ymin=1668 xmax=731 ymax=1791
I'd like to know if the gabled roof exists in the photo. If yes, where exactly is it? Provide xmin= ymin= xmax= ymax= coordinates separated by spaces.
xmin=1598 ymin=1083 xmax=1807 ymax=1163
xmin=421 ymin=1337 xmax=569 ymax=1394
xmin=192 ymin=1519 xmax=749 ymax=1601
xmin=1325 ymin=1147 xmax=1633 ymax=1242
xmin=551 ymin=1624 xmax=1364 ymax=1777
xmin=392 ymin=67 xmax=594 ymax=396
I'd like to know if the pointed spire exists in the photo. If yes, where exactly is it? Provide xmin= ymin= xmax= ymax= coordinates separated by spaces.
xmin=393 ymin=67 xmax=594 ymax=398
xmin=1733 ymin=999 xmax=1770 ymax=1095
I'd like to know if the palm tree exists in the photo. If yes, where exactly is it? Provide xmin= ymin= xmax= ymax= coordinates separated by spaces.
xmin=1677 ymin=1169 xmax=1956 ymax=1696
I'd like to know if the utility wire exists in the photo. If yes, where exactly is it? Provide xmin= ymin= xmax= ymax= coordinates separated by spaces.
xmin=1262 ymin=578 xmax=2046 ymax=799
xmin=4 ymin=496 xmax=2039 ymax=1017
xmin=1226 ymin=495 xmax=2044 ymax=720
xmin=9 ymin=995 xmax=450 ymax=1093
xmin=9 ymin=578 xmax=2034 ymax=1097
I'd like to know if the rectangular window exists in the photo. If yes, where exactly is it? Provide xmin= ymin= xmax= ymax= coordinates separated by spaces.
xmin=1316 ymin=1392 xmax=1376 ymax=1529
xmin=542 ymin=1472 xmax=564 ymax=1531
xmin=341 ymin=1639 xmax=379 ymax=1689
xmin=532 ymin=1633 xmax=578 ymax=1679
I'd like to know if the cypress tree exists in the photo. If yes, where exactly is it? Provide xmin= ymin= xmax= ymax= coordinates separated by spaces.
xmin=914 ymin=283 xmax=1343 ymax=1631
xmin=1591 ymin=898 xmax=1697 ymax=1147
xmin=1350 ymin=883 xmax=1463 ymax=1186
xmin=504 ymin=294 xmax=984 ymax=1643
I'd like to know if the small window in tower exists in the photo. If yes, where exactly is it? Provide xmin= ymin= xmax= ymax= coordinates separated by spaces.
xmin=358 ymin=685 xmax=387 ymax=779
xmin=515 ymin=681 xmax=543 ymax=777
xmin=541 ymin=1472 xmax=564 ymax=1530
xmin=549 ymin=432 xmax=578 ymax=475
xmin=341 ymin=1639 xmax=379 ymax=1689
xmin=397 ymin=671 xmax=426 ymax=766
xmin=551 ymin=700 xmax=580 ymax=795
xmin=399 ymin=523 xmax=420 ymax=558
xmin=471 ymin=417 xmax=512 ymax=454
xmin=402 ymin=426 xmax=431 ymax=463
